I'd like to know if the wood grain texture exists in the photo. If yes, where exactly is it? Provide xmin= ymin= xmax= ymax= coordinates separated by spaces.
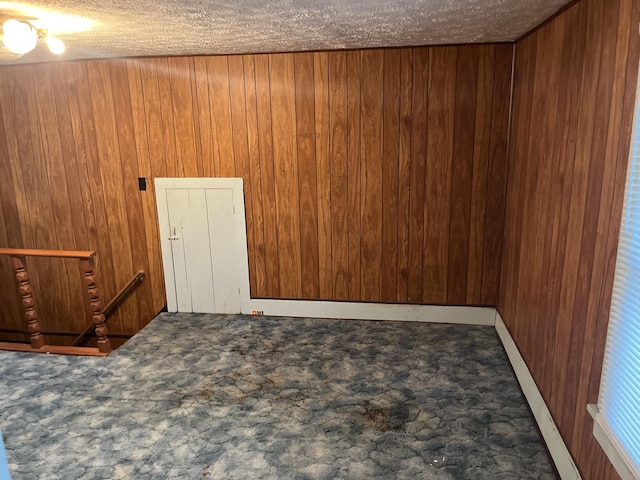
xmin=253 ymin=54 xmax=280 ymax=298
xmin=407 ymin=48 xmax=429 ymax=303
xmin=0 ymin=45 xmax=512 ymax=342
xmin=448 ymin=46 xmax=478 ymax=304
xmin=329 ymin=51 xmax=349 ymax=299
xmin=242 ymin=55 xmax=268 ymax=297
xmin=396 ymin=49 xmax=413 ymax=303
xmin=500 ymin=0 xmax=640 ymax=477
xmin=466 ymin=45 xmax=495 ymax=305
xmin=346 ymin=50 xmax=362 ymax=301
xmin=313 ymin=52 xmax=332 ymax=299
xmin=382 ymin=49 xmax=401 ymax=303
xmin=269 ymin=54 xmax=302 ymax=298
xmin=0 ymin=101 xmax=23 ymax=333
xmin=423 ymin=47 xmax=457 ymax=304
xmin=293 ymin=53 xmax=320 ymax=299
xmin=360 ymin=49 xmax=384 ymax=301
xmin=227 ymin=56 xmax=257 ymax=297
xmin=481 ymin=44 xmax=512 ymax=306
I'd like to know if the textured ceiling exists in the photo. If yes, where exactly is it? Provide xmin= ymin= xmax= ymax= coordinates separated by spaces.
xmin=0 ymin=0 xmax=572 ymax=64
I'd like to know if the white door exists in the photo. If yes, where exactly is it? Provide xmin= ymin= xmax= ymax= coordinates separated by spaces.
xmin=155 ymin=178 xmax=250 ymax=314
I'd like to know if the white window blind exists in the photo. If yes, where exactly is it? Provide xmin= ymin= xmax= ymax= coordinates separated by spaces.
xmin=589 ymin=73 xmax=640 ymax=480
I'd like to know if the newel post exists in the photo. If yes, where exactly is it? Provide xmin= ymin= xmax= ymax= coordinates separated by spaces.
xmin=10 ymin=255 xmax=45 ymax=349
xmin=80 ymin=257 xmax=112 ymax=354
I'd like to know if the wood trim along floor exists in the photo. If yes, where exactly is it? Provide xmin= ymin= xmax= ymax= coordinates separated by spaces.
xmin=0 ymin=342 xmax=108 ymax=357
xmin=242 ymin=299 xmax=496 ymax=326
xmin=495 ymin=311 xmax=581 ymax=480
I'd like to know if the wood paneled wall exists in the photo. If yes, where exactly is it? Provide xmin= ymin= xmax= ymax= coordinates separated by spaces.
xmin=0 ymin=44 xmax=513 ymax=337
xmin=500 ymin=0 xmax=639 ymax=477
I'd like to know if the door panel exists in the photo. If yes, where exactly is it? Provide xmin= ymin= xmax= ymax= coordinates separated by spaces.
xmin=206 ymin=188 xmax=240 ymax=313
xmin=165 ymin=188 xmax=191 ymax=312
xmin=182 ymin=189 xmax=216 ymax=313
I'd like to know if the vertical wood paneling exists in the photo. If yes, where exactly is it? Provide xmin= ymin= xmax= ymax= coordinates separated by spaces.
xmin=269 ymin=54 xmax=302 ymax=298
xmin=57 ymin=63 xmax=94 ymax=325
xmin=228 ymin=55 xmax=258 ymax=298
xmin=447 ymin=46 xmax=478 ymax=304
xmin=520 ymin=27 xmax=555 ymax=369
xmin=68 ymin=62 xmax=120 ymax=328
xmin=501 ymin=0 xmax=639 ymax=477
xmin=329 ymin=52 xmax=349 ymax=299
xmin=382 ymin=49 xmax=401 ymax=303
xmin=10 ymin=67 xmax=61 ymax=329
xmin=207 ymin=56 xmax=236 ymax=178
xmin=254 ymin=55 xmax=280 ymax=298
xmin=109 ymin=61 xmax=153 ymax=332
xmin=125 ymin=60 xmax=165 ymax=312
xmin=167 ymin=57 xmax=199 ymax=177
xmin=396 ymin=49 xmax=413 ymax=303
xmin=407 ymin=48 xmax=429 ymax=303
xmin=139 ymin=60 xmax=168 ymax=179
xmin=155 ymin=58 xmax=179 ymax=178
xmin=314 ymin=52 xmax=332 ymax=299
xmin=539 ymin=7 xmax=580 ymax=400
xmin=242 ymin=55 xmax=268 ymax=297
xmin=36 ymin=65 xmax=87 ymax=329
xmin=0 ymin=44 xmax=512 ymax=343
xmin=360 ymin=50 xmax=384 ymax=301
xmin=1 ymin=68 xmax=33 ymax=252
xmin=0 ymin=81 xmax=24 ymax=330
xmin=86 ymin=61 xmax=139 ymax=334
xmin=466 ymin=46 xmax=495 ymax=305
xmin=293 ymin=53 xmax=320 ymax=299
xmin=423 ymin=47 xmax=457 ymax=304
xmin=563 ymin=0 xmax=615 ymax=446
xmin=481 ymin=44 xmax=512 ymax=306
xmin=346 ymin=51 xmax=362 ymax=300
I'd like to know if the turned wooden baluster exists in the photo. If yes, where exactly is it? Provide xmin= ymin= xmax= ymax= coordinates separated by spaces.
xmin=80 ymin=257 xmax=112 ymax=353
xmin=10 ymin=256 xmax=45 ymax=349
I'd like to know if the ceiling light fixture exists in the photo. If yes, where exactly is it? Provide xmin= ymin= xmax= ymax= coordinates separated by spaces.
xmin=2 ymin=18 xmax=35 ymax=54
xmin=44 ymin=31 xmax=64 ymax=54
xmin=1 ymin=18 xmax=65 ymax=56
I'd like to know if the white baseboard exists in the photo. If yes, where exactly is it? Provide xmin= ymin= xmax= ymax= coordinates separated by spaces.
xmin=241 ymin=299 xmax=496 ymax=326
xmin=495 ymin=312 xmax=581 ymax=480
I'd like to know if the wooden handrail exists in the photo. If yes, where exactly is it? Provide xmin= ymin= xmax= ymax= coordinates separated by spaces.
xmin=0 ymin=248 xmax=95 ymax=259
xmin=103 ymin=271 xmax=146 ymax=319
xmin=72 ymin=270 xmax=145 ymax=347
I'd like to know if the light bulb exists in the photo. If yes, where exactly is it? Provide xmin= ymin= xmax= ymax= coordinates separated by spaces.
xmin=45 ymin=35 xmax=65 ymax=55
xmin=2 ymin=19 xmax=37 ymax=55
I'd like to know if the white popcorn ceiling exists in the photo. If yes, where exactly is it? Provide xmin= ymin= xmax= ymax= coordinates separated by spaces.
xmin=0 ymin=0 xmax=572 ymax=64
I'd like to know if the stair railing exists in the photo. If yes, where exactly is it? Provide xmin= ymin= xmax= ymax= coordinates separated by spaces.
xmin=0 ymin=248 xmax=112 ymax=356
xmin=72 ymin=270 xmax=145 ymax=347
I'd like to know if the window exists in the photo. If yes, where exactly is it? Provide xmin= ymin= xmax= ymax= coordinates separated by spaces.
xmin=588 ymin=74 xmax=640 ymax=480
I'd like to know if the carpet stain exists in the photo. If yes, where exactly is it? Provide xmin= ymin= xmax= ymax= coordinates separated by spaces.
xmin=357 ymin=402 xmax=412 ymax=432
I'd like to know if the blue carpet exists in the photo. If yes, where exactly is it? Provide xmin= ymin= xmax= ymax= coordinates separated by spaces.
xmin=0 ymin=313 xmax=556 ymax=479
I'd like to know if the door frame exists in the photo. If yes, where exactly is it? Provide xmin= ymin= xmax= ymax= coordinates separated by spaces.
xmin=155 ymin=177 xmax=251 ymax=313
